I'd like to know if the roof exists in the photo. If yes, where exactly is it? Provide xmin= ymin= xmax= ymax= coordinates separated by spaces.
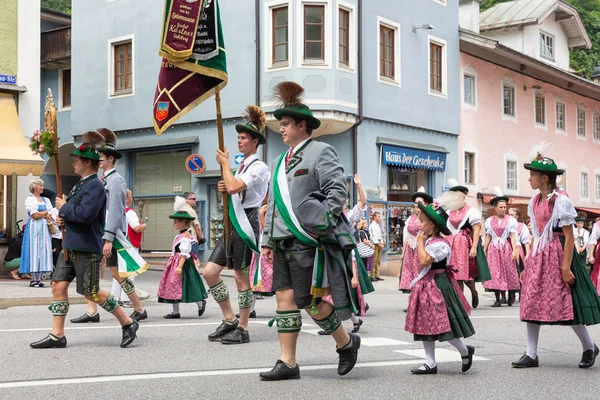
xmin=40 ymin=6 xmax=71 ymax=25
xmin=480 ymin=0 xmax=591 ymax=49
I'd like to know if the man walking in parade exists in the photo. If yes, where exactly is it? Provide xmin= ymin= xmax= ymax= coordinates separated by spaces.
xmin=30 ymin=131 xmax=139 ymax=349
xmin=70 ymin=128 xmax=148 ymax=324
xmin=259 ymin=81 xmax=361 ymax=381
xmin=203 ymin=106 xmax=270 ymax=344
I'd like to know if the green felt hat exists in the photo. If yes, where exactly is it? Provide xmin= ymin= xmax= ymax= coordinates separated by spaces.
xmin=236 ymin=122 xmax=266 ymax=144
xmin=523 ymin=157 xmax=564 ymax=175
xmin=235 ymin=105 xmax=267 ymax=144
xmin=99 ymin=143 xmax=123 ymax=159
xmin=169 ymin=211 xmax=195 ymax=220
xmin=71 ymin=144 xmax=101 ymax=161
xmin=273 ymin=104 xmax=321 ymax=130
xmin=418 ymin=201 xmax=451 ymax=236
xmin=272 ymin=81 xmax=321 ymax=130
xmin=575 ymin=216 xmax=586 ymax=222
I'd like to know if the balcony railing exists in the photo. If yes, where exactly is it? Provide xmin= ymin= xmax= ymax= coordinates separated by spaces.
xmin=41 ymin=26 xmax=71 ymax=66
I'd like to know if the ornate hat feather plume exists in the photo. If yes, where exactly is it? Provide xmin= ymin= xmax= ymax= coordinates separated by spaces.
xmin=577 ymin=211 xmax=588 ymax=219
xmin=447 ymin=178 xmax=458 ymax=187
xmin=80 ymin=131 xmax=105 ymax=147
xmin=492 ymin=186 xmax=504 ymax=197
xmin=529 ymin=140 xmax=552 ymax=163
xmin=174 ymin=196 xmax=187 ymax=213
xmin=244 ymin=105 xmax=266 ymax=131
xmin=438 ymin=190 xmax=466 ymax=211
xmin=96 ymin=127 xmax=117 ymax=146
xmin=273 ymin=81 xmax=305 ymax=108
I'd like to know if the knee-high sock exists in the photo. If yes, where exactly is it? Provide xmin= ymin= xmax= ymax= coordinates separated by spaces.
xmin=172 ymin=303 xmax=180 ymax=314
xmin=250 ymin=294 xmax=257 ymax=313
xmin=571 ymin=324 xmax=594 ymax=351
xmin=448 ymin=338 xmax=468 ymax=357
xmin=195 ymin=300 xmax=205 ymax=309
xmin=526 ymin=322 xmax=541 ymax=359
xmin=350 ymin=314 xmax=360 ymax=324
xmin=423 ymin=341 xmax=436 ymax=368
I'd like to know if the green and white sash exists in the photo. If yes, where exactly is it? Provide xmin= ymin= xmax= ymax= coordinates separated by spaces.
xmin=272 ymin=152 xmax=329 ymax=301
xmin=252 ymin=234 xmax=265 ymax=291
xmin=228 ymin=192 xmax=260 ymax=254
xmin=114 ymin=230 xmax=150 ymax=277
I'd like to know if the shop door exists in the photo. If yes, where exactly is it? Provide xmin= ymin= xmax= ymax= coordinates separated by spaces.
xmin=134 ymin=150 xmax=190 ymax=251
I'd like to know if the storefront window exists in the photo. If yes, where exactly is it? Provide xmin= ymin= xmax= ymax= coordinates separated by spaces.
xmin=388 ymin=203 xmax=415 ymax=255
xmin=387 ymin=167 xmax=428 ymax=202
xmin=209 ymin=186 xmax=225 ymax=249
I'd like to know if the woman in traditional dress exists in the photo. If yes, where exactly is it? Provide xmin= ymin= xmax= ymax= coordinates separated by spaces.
xmin=19 ymin=178 xmax=54 ymax=287
xmin=508 ymin=208 xmax=530 ymax=279
xmin=440 ymin=180 xmax=490 ymax=309
xmin=589 ymin=217 xmax=600 ymax=294
xmin=484 ymin=189 xmax=520 ymax=307
xmin=247 ymin=202 xmax=273 ymax=318
xmin=512 ymin=142 xmax=600 ymax=369
xmin=157 ymin=196 xmax=208 ymax=318
xmin=399 ymin=188 xmax=431 ymax=293
xmin=405 ymin=199 xmax=475 ymax=375
xmin=573 ymin=212 xmax=589 ymax=266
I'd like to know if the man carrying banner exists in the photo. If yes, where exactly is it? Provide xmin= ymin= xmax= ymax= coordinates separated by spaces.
xmin=30 ymin=131 xmax=139 ymax=348
xmin=70 ymin=128 xmax=149 ymax=324
xmin=203 ymin=106 xmax=270 ymax=344
xmin=259 ymin=82 xmax=361 ymax=381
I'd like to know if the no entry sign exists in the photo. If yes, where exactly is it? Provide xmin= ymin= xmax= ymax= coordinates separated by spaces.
xmin=185 ymin=154 xmax=206 ymax=174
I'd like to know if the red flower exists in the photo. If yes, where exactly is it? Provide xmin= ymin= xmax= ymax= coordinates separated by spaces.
xmin=78 ymin=144 xmax=87 ymax=151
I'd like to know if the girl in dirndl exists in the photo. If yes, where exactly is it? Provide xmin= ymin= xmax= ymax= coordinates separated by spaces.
xmin=512 ymin=142 xmax=600 ymax=369
xmin=508 ymin=208 xmax=530 ymax=277
xmin=157 ymin=197 xmax=208 ymax=319
xmin=404 ymin=200 xmax=475 ymax=375
xmin=589 ymin=218 xmax=600 ymax=294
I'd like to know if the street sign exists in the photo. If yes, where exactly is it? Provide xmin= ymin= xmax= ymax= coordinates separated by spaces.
xmin=234 ymin=154 xmax=244 ymax=165
xmin=0 ymin=74 xmax=16 ymax=85
xmin=185 ymin=154 xmax=206 ymax=174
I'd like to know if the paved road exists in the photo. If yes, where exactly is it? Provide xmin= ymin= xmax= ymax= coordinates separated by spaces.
xmin=0 ymin=272 xmax=599 ymax=399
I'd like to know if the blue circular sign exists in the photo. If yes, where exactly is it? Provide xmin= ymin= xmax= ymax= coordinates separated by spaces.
xmin=186 ymin=154 xmax=206 ymax=174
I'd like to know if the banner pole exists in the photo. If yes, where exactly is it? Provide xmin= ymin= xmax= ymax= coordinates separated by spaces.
xmin=215 ymin=87 xmax=230 ymax=257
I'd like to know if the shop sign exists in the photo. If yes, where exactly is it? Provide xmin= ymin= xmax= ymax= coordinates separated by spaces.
xmin=0 ymin=75 xmax=16 ymax=85
xmin=382 ymin=145 xmax=446 ymax=171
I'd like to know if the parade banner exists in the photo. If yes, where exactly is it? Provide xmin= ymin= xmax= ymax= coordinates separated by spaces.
xmin=153 ymin=0 xmax=228 ymax=135
xmin=159 ymin=0 xmax=203 ymax=60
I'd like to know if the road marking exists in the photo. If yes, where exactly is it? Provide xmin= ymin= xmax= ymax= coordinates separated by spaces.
xmin=0 ymin=358 xmax=483 ymax=389
xmin=469 ymin=315 xmax=518 ymax=319
xmin=394 ymin=348 xmax=489 ymax=362
xmin=361 ymin=337 xmax=412 ymax=347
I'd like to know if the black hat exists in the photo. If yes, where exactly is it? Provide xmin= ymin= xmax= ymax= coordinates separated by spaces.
xmin=411 ymin=186 xmax=433 ymax=204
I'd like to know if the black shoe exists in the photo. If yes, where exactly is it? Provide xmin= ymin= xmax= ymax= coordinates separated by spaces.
xmin=163 ymin=313 xmax=181 ymax=319
xmin=462 ymin=345 xmax=475 ymax=372
xmin=208 ymin=319 xmax=238 ymax=342
xmin=370 ymin=278 xmax=376 ymax=282
xmin=511 ymin=354 xmax=539 ymax=368
xmin=411 ymin=364 xmax=437 ymax=375
xmin=317 ymin=330 xmax=332 ymax=335
xmin=337 ymin=333 xmax=361 ymax=375
xmin=220 ymin=327 xmax=250 ymax=344
xmin=579 ymin=344 xmax=599 ymax=369
xmin=30 ymin=334 xmax=67 ymax=349
xmin=130 ymin=310 xmax=148 ymax=322
xmin=500 ymin=296 xmax=507 ymax=304
xmin=507 ymin=292 xmax=516 ymax=307
xmin=376 ymin=277 xmax=384 ymax=281
xmin=198 ymin=300 xmax=207 ymax=317
xmin=234 ymin=310 xmax=256 ymax=318
xmin=352 ymin=319 xmax=363 ymax=333
xmin=471 ymin=292 xmax=479 ymax=309
xmin=365 ymin=303 xmax=370 ymax=313
xmin=70 ymin=313 xmax=100 ymax=323
xmin=259 ymin=360 xmax=300 ymax=381
xmin=491 ymin=300 xmax=502 ymax=307
xmin=120 ymin=320 xmax=139 ymax=348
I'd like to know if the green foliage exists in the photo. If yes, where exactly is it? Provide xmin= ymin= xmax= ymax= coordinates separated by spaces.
xmin=480 ymin=0 xmax=600 ymax=78
xmin=41 ymin=0 xmax=71 ymax=14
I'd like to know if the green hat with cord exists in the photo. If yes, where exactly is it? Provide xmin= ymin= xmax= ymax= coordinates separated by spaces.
xmin=418 ymin=200 xmax=451 ymax=236
xmin=272 ymin=81 xmax=321 ymax=130
xmin=70 ymin=131 xmax=103 ymax=161
xmin=523 ymin=140 xmax=564 ymax=175
xmin=235 ymin=105 xmax=267 ymax=144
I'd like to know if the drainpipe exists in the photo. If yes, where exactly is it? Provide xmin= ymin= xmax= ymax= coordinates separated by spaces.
xmin=255 ymin=0 xmax=266 ymax=162
xmin=352 ymin=0 xmax=364 ymax=201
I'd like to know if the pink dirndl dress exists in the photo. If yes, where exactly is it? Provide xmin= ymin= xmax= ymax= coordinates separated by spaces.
xmin=484 ymin=216 xmax=520 ymax=291
xmin=399 ymin=214 xmax=420 ymax=291
xmin=590 ymin=222 xmax=600 ymax=295
xmin=249 ymin=251 xmax=274 ymax=294
xmin=447 ymin=206 xmax=477 ymax=281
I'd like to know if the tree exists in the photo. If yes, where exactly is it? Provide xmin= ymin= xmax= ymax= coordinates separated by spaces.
xmin=41 ymin=0 xmax=71 ymax=14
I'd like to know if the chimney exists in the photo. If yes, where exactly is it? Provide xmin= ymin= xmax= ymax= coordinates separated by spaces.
xmin=459 ymin=0 xmax=481 ymax=34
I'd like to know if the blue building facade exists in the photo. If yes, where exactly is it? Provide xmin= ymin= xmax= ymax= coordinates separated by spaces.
xmin=66 ymin=0 xmax=460 ymax=258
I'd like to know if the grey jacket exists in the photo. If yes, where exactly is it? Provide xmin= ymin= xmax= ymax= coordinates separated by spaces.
xmin=102 ymin=169 xmax=127 ymax=242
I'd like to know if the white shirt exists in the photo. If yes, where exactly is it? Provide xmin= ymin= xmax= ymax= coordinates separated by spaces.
xmin=369 ymin=220 xmax=383 ymax=244
xmin=48 ymin=207 xmax=62 ymax=240
xmin=235 ymin=153 xmax=270 ymax=209
xmin=573 ymin=226 xmax=590 ymax=248
xmin=346 ymin=204 xmax=366 ymax=225
xmin=126 ymin=208 xmax=141 ymax=230
xmin=590 ymin=222 xmax=600 ymax=246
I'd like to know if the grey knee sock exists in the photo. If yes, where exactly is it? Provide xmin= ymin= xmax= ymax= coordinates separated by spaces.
xmin=526 ymin=322 xmax=540 ymax=359
xmin=571 ymin=324 xmax=594 ymax=351
xmin=172 ymin=303 xmax=180 ymax=314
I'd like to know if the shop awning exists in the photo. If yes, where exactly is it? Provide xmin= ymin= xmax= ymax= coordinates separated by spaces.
xmin=480 ymin=194 xmax=530 ymax=206
xmin=0 ymin=93 xmax=44 ymax=176
xmin=378 ymin=139 xmax=448 ymax=172
xmin=576 ymin=207 xmax=600 ymax=219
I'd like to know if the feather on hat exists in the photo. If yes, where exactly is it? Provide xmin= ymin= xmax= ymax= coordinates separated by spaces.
xmin=235 ymin=105 xmax=267 ymax=144
xmin=96 ymin=127 xmax=122 ymax=159
xmin=272 ymin=81 xmax=321 ymax=129
xmin=71 ymin=131 xmax=105 ymax=160
xmin=169 ymin=196 xmax=194 ymax=220
xmin=524 ymin=140 xmax=564 ymax=175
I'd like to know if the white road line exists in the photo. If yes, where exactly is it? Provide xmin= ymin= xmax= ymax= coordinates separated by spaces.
xmin=469 ymin=315 xmax=518 ymax=319
xmin=361 ymin=337 xmax=412 ymax=346
xmin=0 ymin=358 xmax=480 ymax=389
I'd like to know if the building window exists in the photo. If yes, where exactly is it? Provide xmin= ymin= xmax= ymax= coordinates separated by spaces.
xmin=596 ymin=175 xmax=600 ymax=199
xmin=379 ymin=25 xmax=395 ymax=80
xmin=464 ymin=74 xmax=475 ymax=105
xmin=535 ymin=94 xmax=545 ymax=125
xmin=339 ymin=8 xmax=349 ymax=67
xmin=556 ymin=101 xmax=566 ymax=131
xmin=111 ymin=38 xmax=133 ymax=96
xmin=503 ymin=84 xmax=515 ymax=117
xmin=304 ymin=5 xmax=324 ymax=61
xmin=387 ymin=168 xmax=429 ymax=202
xmin=464 ymin=152 xmax=475 ymax=185
xmin=507 ymin=160 xmax=517 ymax=190
xmin=594 ymin=113 xmax=600 ymax=141
xmin=581 ymin=172 xmax=589 ymax=198
xmin=429 ymin=42 xmax=443 ymax=93
xmin=59 ymin=68 xmax=71 ymax=110
xmin=540 ymin=31 xmax=555 ymax=61
xmin=272 ymin=6 xmax=289 ymax=65
xmin=578 ymin=108 xmax=586 ymax=137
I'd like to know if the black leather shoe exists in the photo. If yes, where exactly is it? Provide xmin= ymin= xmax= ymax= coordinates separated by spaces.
xmin=462 ymin=345 xmax=475 ymax=372
xmin=130 ymin=310 xmax=148 ymax=322
xmin=376 ymin=277 xmax=384 ymax=281
xmin=259 ymin=360 xmax=300 ymax=381
xmin=471 ymin=292 xmax=479 ymax=309
xmin=163 ymin=313 xmax=181 ymax=319
xmin=511 ymin=354 xmax=539 ymax=368
xmin=352 ymin=319 xmax=363 ymax=333
xmin=579 ymin=344 xmax=599 ymax=369
xmin=411 ymin=364 xmax=437 ymax=375
xmin=198 ymin=300 xmax=207 ymax=317
xmin=70 ymin=313 xmax=100 ymax=323
xmin=507 ymin=292 xmax=516 ymax=307
xmin=120 ymin=320 xmax=139 ymax=348
xmin=235 ymin=310 xmax=256 ymax=318
xmin=336 ymin=333 xmax=361 ymax=375
xmin=30 ymin=334 xmax=67 ymax=349
xmin=208 ymin=319 xmax=238 ymax=342
xmin=491 ymin=300 xmax=502 ymax=307
xmin=220 ymin=327 xmax=250 ymax=344
xmin=317 ymin=330 xmax=332 ymax=335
